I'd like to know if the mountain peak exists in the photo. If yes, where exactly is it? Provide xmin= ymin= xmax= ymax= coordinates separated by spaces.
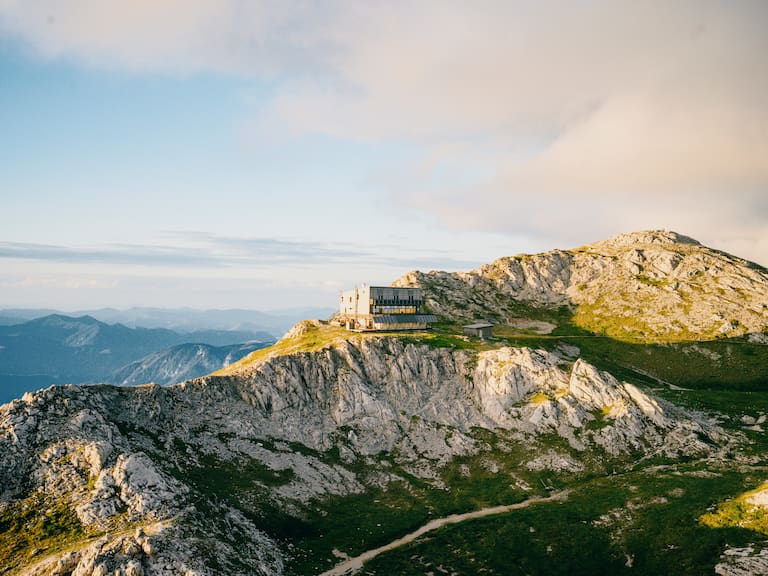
xmin=396 ymin=229 xmax=768 ymax=342
xmin=590 ymin=229 xmax=701 ymax=249
xmin=30 ymin=313 xmax=104 ymax=327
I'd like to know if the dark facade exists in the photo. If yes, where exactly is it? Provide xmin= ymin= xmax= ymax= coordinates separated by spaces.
xmin=463 ymin=323 xmax=493 ymax=338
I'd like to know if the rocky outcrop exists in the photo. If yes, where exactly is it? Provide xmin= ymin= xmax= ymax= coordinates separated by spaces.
xmin=716 ymin=546 xmax=768 ymax=576
xmin=0 ymin=334 xmax=727 ymax=574
xmin=395 ymin=230 xmax=768 ymax=341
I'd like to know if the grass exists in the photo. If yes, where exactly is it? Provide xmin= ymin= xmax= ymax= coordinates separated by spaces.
xmin=281 ymin=426 xmax=627 ymax=575
xmin=566 ymin=334 xmax=768 ymax=392
xmin=397 ymin=325 xmax=492 ymax=352
xmin=270 ymin=430 xmax=765 ymax=576
xmin=584 ymin=408 xmax=611 ymax=431
xmin=213 ymin=322 xmax=361 ymax=375
xmin=635 ymin=274 xmax=669 ymax=288
xmin=215 ymin=321 xmax=500 ymax=377
xmin=208 ymin=299 xmax=767 ymax=394
xmin=162 ymin=303 xmax=768 ymax=574
xmin=357 ymin=465 xmax=755 ymax=576
xmin=203 ymin=299 xmax=767 ymax=575
xmin=700 ymin=482 xmax=768 ymax=535
xmin=435 ymin=309 xmax=768 ymax=395
xmin=230 ymin=315 xmax=768 ymax=575
xmin=529 ymin=391 xmax=550 ymax=405
xmin=0 ymin=491 xmax=98 ymax=573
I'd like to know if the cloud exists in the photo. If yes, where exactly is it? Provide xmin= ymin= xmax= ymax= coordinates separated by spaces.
xmin=0 ymin=0 xmax=338 ymax=75
xmin=0 ymin=275 xmax=118 ymax=290
xmin=2 ymin=0 xmax=767 ymax=264
xmin=0 ymin=234 xmax=479 ymax=270
xmin=0 ymin=240 xmax=222 ymax=267
xmin=276 ymin=0 xmax=767 ymax=264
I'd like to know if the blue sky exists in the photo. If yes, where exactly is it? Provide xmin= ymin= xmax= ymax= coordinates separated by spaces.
xmin=1 ymin=1 xmax=766 ymax=310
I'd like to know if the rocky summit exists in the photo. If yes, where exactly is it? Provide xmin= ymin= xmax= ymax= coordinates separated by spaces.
xmin=1 ymin=230 xmax=768 ymax=576
xmin=395 ymin=229 xmax=768 ymax=341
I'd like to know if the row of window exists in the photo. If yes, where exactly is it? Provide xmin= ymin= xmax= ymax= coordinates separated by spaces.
xmin=371 ymin=306 xmax=418 ymax=314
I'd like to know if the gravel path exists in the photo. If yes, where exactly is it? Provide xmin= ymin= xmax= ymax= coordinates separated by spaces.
xmin=319 ymin=489 xmax=571 ymax=576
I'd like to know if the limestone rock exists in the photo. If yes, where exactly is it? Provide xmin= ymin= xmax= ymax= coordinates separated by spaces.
xmin=394 ymin=229 xmax=768 ymax=341
xmin=716 ymin=545 xmax=768 ymax=575
xmin=0 ymin=335 xmax=731 ymax=574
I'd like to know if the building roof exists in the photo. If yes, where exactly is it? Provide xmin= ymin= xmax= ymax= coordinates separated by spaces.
xmin=463 ymin=322 xmax=493 ymax=329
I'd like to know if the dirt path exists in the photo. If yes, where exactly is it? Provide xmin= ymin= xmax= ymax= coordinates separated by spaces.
xmin=318 ymin=490 xmax=571 ymax=576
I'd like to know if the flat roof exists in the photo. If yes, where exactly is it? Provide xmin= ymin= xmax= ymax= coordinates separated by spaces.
xmin=463 ymin=323 xmax=493 ymax=329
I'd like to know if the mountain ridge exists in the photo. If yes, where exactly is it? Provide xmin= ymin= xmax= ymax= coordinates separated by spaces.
xmin=0 ymin=333 xmax=731 ymax=574
xmin=111 ymin=341 xmax=271 ymax=386
xmin=0 ymin=314 xmax=274 ymax=403
xmin=2 ymin=229 xmax=768 ymax=575
xmin=394 ymin=229 xmax=768 ymax=342
xmin=0 ymin=307 xmax=336 ymax=335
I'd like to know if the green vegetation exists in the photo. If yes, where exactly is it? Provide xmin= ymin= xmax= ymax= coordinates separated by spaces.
xmin=217 ymin=321 xmax=501 ymax=377
xmin=0 ymin=492 xmax=97 ymax=573
xmin=700 ymin=482 xmax=768 ymax=535
xmin=274 ymin=426 xmax=624 ymax=575
xmin=252 ymin=311 xmax=766 ymax=574
xmin=396 ymin=324 xmax=492 ymax=352
xmin=214 ymin=322 xmax=360 ymax=374
xmin=216 ymin=301 xmax=767 ymax=397
xmin=168 ymin=301 xmax=768 ymax=575
xmin=266 ymin=418 xmax=763 ymax=576
xmin=360 ymin=467 xmax=754 ymax=575
xmin=565 ymin=333 xmax=768 ymax=392
xmin=635 ymin=274 xmax=669 ymax=288
xmin=420 ymin=303 xmax=768 ymax=393
xmin=584 ymin=407 xmax=611 ymax=431
xmin=425 ymin=306 xmax=768 ymax=396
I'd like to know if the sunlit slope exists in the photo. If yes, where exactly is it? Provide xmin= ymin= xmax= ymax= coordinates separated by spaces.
xmin=395 ymin=230 xmax=768 ymax=342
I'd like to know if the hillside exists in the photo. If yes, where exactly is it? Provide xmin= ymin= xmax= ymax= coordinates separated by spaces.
xmin=0 ymin=329 xmax=737 ymax=575
xmin=111 ymin=341 xmax=272 ymax=386
xmin=0 ymin=315 xmax=273 ymax=403
xmin=2 ymin=230 xmax=768 ymax=575
xmin=395 ymin=230 xmax=768 ymax=342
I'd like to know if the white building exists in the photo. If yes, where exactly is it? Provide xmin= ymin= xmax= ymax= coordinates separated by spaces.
xmin=339 ymin=285 xmax=436 ymax=331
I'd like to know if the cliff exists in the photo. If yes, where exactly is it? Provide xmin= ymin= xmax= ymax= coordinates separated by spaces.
xmin=1 ymin=328 xmax=727 ymax=574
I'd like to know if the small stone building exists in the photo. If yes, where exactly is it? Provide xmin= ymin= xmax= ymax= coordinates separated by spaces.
xmin=339 ymin=284 xmax=436 ymax=331
xmin=463 ymin=322 xmax=493 ymax=339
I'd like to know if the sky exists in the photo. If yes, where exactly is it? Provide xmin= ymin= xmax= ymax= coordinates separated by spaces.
xmin=1 ymin=0 xmax=766 ymax=311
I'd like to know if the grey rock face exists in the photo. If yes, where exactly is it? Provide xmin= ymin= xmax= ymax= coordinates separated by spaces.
xmin=1 ymin=336 xmax=725 ymax=574
xmin=395 ymin=229 xmax=768 ymax=340
xmin=716 ymin=545 xmax=768 ymax=576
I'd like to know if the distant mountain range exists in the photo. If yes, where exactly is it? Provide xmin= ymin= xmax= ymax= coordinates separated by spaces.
xmin=0 ymin=314 xmax=276 ymax=403
xmin=0 ymin=306 xmax=335 ymax=336
xmin=111 ymin=341 xmax=269 ymax=386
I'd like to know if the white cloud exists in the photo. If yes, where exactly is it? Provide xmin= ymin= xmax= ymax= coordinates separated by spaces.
xmin=287 ymin=0 xmax=767 ymax=263
xmin=0 ymin=0 xmax=337 ymax=75
xmin=0 ymin=275 xmax=118 ymax=290
xmin=2 ymin=0 xmax=767 ymax=264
